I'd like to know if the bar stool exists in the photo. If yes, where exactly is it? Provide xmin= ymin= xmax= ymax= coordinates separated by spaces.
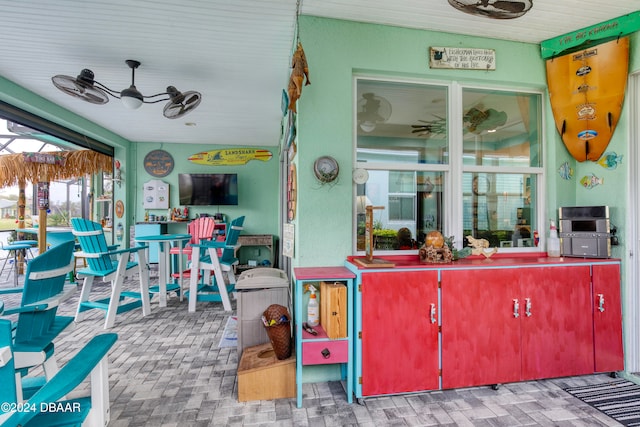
xmin=0 ymin=241 xmax=35 ymax=286
xmin=18 ymin=239 xmax=38 ymax=258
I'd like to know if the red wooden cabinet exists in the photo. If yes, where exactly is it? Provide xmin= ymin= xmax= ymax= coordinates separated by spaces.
xmin=592 ymin=263 xmax=624 ymax=372
xmin=519 ymin=266 xmax=593 ymax=380
xmin=360 ymin=270 xmax=439 ymax=396
xmin=441 ymin=266 xmax=594 ymax=389
xmin=441 ymin=269 xmax=521 ymax=389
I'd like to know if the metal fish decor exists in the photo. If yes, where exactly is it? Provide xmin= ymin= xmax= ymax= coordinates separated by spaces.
xmin=558 ymin=161 xmax=574 ymax=180
xmin=580 ymin=173 xmax=604 ymax=190
xmin=597 ymin=151 xmax=623 ymax=169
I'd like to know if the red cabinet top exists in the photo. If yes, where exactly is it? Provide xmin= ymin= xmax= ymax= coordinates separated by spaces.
xmin=346 ymin=253 xmax=620 ymax=270
xmin=294 ymin=266 xmax=356 ymax=280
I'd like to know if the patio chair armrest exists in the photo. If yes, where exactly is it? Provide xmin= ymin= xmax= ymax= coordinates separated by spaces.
xmin=2 ymin=285 xmax=76 ymax=315
xmin=192 ymin=241 xmax=225 ymax=249
xmin=8 ymin=333 xmax=118 ymax=426
xmin=74 ymin=251 xmax=109 ymax=259
xmin=0 ymin=287 xmax=24 ymax=295
xmin=108 ymin=245 xmax=148 ymax=256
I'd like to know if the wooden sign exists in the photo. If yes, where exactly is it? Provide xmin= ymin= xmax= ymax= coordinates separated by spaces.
xmin=429 ymin=47 xmax=496 ymax=70
xmin=188 ymin=148 xmax=272 ymax=166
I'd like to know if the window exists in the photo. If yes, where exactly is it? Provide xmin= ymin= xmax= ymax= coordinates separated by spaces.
xmin=354 ymin=77 xmax=543 ymax=252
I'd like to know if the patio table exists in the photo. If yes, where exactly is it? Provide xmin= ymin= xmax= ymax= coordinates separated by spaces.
xmin=135 ymin=233 xmax=191 ymax=307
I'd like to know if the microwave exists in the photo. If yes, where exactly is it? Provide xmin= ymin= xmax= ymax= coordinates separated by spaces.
xmin=558 ymin=206 xmax=610 ymax=258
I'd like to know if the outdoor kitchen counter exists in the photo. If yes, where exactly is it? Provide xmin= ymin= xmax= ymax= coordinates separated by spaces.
xmin=346 ymin=252 xmax=621 ymax=270
xmin=344 ymin=252 xmax=623 ymax=400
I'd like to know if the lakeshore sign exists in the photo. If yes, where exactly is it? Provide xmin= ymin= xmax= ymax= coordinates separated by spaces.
xmin=429 ymin=47 xmax=496 ymax=71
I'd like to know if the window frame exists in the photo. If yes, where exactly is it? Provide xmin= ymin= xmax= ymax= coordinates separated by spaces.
xmin=353 ymin=75 xmax=546 ymax=254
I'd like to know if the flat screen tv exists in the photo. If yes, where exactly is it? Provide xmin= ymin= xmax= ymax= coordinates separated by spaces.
xmin=178 ymin=173 xmax=238 ymax=206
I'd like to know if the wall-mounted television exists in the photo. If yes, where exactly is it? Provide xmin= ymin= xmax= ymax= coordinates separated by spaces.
xmin=178 ymin=173 xmax=238 ymax=206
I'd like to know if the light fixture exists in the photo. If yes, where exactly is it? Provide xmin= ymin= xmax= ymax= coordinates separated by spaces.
xmin=447 ymin=0 xmax=533 ymax=19
xmin=52 ymin=59 xmax=202 ymax=119
xmin=357 ymin=93 xmax=392 ymax=133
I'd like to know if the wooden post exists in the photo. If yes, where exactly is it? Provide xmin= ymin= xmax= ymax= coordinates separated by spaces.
xmin=38 ymin=209 xmax=47 ymax=254
xmin=17 ymin=183 xmax=26 ymax=274
xmin=36 ymin=181 xmax=50 ymax=254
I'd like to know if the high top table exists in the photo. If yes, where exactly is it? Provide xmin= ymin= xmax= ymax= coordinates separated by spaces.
xmin=135 ymin=233 xmax=191 ymax=307
xmin=16 ymin=227 xmax=75 ymax=249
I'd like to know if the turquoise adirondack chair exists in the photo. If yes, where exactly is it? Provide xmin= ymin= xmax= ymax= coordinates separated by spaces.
xmin=0 ymin=240 xmax=76 ymax=400
xmin=0 ymin=318 xmax=118 ymax=427
xmin=187 ymin=216 xmax=245 ymax=313
xmin=71 ymin=218 xmax=151 ymax=329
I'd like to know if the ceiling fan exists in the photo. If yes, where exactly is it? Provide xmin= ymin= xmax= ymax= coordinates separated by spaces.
xmin=357 ymin=93 xmax=392 ymax=132
xmin=447 ymin=0 xmax=533 ymax=19
xmin=52 ymin=60 xmax=202 ymax=119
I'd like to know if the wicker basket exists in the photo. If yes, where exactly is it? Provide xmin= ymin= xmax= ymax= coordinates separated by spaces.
xmin=262 ymin=304 xmax=292 ymax=360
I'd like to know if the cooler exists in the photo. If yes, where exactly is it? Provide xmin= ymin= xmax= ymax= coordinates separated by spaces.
xmin=235 ymin=268 xmax=290 ymax=361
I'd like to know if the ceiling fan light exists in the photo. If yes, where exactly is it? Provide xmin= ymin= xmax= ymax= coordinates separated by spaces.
xmin=359 ymin=121 xmax=377 ymax=132
xmin=121 ymin=86 xmax=144 ymax=109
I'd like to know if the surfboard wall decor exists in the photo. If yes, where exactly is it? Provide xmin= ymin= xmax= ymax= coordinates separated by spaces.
xmin=188 ymin=148 xmax=273 ymax=166
xmin=545 ymin=37 xmax=629 ymax=162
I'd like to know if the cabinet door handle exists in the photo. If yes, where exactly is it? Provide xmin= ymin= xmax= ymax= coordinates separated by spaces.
xmin=525 ymin=298 xmax=532 ymax=317
xmin=513 ymin=299 xmax=520 ymax=318
xmin=598 ymin=293 xmax=605 ymax=312
xmin=321 ymin=348 xmax=331 ymax=359
xmin=430 ymin=303 xmax=437 ymax=324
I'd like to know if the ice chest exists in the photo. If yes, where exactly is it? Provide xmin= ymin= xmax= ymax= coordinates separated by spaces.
xmin=237 ymin=343 xmax=296 ymax=402
xmin=236 ymin=268 xmax=290 ymax=360
xmin=320 ymin=281 xmax=347 ymax=339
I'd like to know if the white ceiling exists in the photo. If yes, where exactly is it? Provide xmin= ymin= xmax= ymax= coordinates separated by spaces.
xmin=1 ymin=1 xmax=637 ymax=147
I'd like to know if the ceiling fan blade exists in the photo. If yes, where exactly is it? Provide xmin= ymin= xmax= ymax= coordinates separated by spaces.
xmin=52 ymin=75 xmax=109 ymax=104
xmin=493 ymin=1 xmax=527 ymax=12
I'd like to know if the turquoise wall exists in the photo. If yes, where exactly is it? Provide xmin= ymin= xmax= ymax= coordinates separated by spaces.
xmin=293 ymin=16 xmax=547 ymax=267
xmin=292 ymin=15 xmax=640 ymax=382
xmin=132 ymin=142 xmax=280 ymax=237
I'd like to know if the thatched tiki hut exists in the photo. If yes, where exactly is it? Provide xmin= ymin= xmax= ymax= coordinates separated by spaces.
xmin=0 ymin=150 xmax=113 ymax=253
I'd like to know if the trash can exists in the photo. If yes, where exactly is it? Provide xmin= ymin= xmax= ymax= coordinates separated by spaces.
xmin=235 ymin=268 xmax=290 ymax=360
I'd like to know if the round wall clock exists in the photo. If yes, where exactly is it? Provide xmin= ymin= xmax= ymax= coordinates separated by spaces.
xmin=144 ymin=149 xmax=174 ymax=177
xmin=313 ymin=156 xmax=339 ymax=183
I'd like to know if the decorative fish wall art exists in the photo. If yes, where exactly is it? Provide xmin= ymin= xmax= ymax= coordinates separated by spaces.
xmin=580 ymin=173 xmax=604 ymax=190
xmin=558 ymin=161 xmax=574 ymax=180
xmin=597 ymin=151 xmax=623 ymax=169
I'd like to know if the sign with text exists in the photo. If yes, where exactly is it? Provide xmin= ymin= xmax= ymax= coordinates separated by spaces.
xmin=429 ymin=47 xmax=496 ymax=70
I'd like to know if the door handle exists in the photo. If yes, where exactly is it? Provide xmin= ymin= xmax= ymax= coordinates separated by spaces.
xmin=597 ymin=293 xmax=605 ymax=312
xmin=513 ymin=299 xmax=520 ymax=318
xmin=525 ymin=298 xmax=532 ymax=317
xmin=430 ymin=303 xmax=437 ymax=324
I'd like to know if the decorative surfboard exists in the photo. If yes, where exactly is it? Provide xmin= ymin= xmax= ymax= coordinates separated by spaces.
xmin=188 ymin=148 xmax=273 ymax=165
xmin=545 ymin=37 xmax=629 ymax=162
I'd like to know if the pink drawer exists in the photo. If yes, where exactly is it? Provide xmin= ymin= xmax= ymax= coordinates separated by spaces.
xmin=302 ymin=340 xmax=348 ymax=365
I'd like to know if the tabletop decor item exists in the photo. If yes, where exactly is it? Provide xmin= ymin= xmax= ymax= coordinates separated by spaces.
xmin=419 ymin=230 xmax=453 ymax=263
xmin=465 ymin=235 xmax=498 ymax=258
xmin=262 ymin=304 xmax=291 ymax=360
